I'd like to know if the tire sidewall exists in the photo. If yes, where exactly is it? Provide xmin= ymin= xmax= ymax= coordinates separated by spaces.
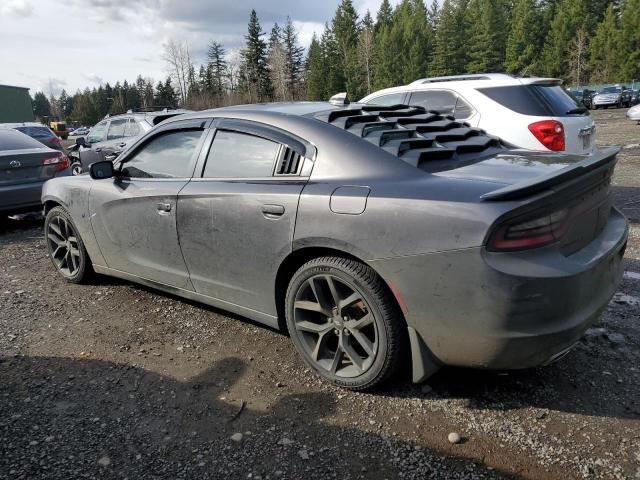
xmin=285 ymin=261 xmax=391 ymax=389
xmin=45 ymin=207 xmax=88 ymax=283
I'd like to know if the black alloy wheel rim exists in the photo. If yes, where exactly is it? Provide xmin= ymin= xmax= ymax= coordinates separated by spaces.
xmin=293 ymin=274 xmax=378 ymax=378
xmin=47 ymin=215 xmax=81 ymax=277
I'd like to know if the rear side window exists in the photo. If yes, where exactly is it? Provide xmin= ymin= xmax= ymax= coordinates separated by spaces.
xmin=124 ymin=120 xmax=141 ymax=137
xmin=365 ymin=92 xmax=406 ymax=106
xmin=408 ymin=90 xmax=473 ymax=119
xmin=107 ymin=119 xmax=127 ymax=140
xmin=477 ymin=85 xmax=588 ymax=116
xmin=121 ymin=130 xmax=202 ymax=179
xmin=14 ymin=126 xmax=53 ymax=138
xmin=203 ymin=130 xmax=280 ymax=178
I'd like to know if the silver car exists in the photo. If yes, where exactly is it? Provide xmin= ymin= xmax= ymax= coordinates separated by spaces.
xmin=41 ymin=103 xmax=628 ymax=390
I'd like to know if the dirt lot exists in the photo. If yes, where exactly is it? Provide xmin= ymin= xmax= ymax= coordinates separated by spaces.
xmin=1 ymin=109 xmax=639 ymax=480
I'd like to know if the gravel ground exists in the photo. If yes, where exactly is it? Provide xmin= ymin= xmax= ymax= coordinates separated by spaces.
xmin=1 ymin=109 xmax=639 ymax=480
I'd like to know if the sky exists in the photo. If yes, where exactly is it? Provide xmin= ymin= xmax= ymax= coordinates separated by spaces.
xmin=0 ymin=0 xmax=402 ymax=97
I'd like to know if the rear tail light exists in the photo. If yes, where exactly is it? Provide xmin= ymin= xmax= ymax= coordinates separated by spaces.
xmin=528 ymin=120 xmax=565 ymax=151
xmin=488 ymin=208 xmax=570 ymax=251
xmin=43 ymin=152 xmax=70 ymax=173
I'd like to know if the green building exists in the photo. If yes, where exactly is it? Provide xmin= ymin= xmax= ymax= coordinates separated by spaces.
xmin=0 ymin=84 xmax=33 ymax=122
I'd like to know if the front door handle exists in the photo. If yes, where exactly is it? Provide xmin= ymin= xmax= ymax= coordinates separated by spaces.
xmin=261 ymin=204 xmax=285 ymax=218
xmin=156 ymin=202 xmax=172 ymax=214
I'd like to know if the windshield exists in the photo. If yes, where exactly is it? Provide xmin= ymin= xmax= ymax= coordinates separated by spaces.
xmin=601 ymin=87 xmax=621 ymax=94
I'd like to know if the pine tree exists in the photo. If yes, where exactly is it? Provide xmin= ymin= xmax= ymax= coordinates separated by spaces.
xmin=504 ymin=0 xmax=541 ymax=75
xmin=332 ymin=0 xmax=359 ymax=98
xmin=588 ymin=5 xmax=620 ymax=83
xmin=375 ymin=0 xmax=393 ymax=32
xmin=538 ymin=0 xmax=590 ymax=78
xmin=282 ymin=17 xmax=305 ymax=99
xmin=618 ymin=0 xmax=640 ymax=81
xmin=357 ymin=11 xmax=376 ymax=96
xmin=208 ymin=41 xmax=227 ymax=102
xmin=320 ymin=23 xmax=343 ymax=100
xmin=466 ymin=0 xmax=508 ymax=73
xmin=429 ymin=0 xmax=468 ymax=76
xmin=32 ymin=92 xmax=51 ymax=120
xmin=305 ymin=34 xmax=325 ymax=100
xmin=240 ymin=10 xmax=271 ymax=102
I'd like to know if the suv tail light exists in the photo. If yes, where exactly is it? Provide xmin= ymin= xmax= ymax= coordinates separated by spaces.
xmin=488 ymin=208 xmax=570 ymax=251
xmin=528 ymin=120 xmax=565 ymax=151
xmin=43 ymin=152 xmax=70 ymax=173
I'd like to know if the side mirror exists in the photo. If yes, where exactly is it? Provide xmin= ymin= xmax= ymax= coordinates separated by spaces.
xmin=75 ymin=137 xmax=86 ymax=147
xmin=89 ymin=160 xmax=114 ymax=180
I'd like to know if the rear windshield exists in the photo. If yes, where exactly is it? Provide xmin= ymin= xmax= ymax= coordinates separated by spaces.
xmin=477 ymin=85 xmax=589 ymax=116
xmin=56 ymin=123 xmax=67 ymax=130
xmin=0 ymin=129 xmax=46 ymax=150
xmin=15 ymin=126 xmax=54 ymax=138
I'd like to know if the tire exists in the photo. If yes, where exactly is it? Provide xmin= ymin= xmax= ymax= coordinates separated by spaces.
xmin=44 ymin=206 xmax=93 ymax=283
xmin=71 ymin=162 xmax=83 ymax=176
xmin=285 ymin=256 xmax=407 ymax=390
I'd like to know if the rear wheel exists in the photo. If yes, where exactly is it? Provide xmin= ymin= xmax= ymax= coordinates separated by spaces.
xmin=45 ymin=206 xmax=93 ymax=283
xmin=285 ymin=256 xmax=406 ymax=390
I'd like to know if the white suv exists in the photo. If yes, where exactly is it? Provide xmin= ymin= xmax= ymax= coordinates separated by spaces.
xmin=360 ymin=74 xmax=596 ymax=155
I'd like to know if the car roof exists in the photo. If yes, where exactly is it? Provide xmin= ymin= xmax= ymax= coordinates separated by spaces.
xmin=360 ymin=74 xmax=563 ymax=101
xmin=0 ymin=122 xmax=51 ymax=129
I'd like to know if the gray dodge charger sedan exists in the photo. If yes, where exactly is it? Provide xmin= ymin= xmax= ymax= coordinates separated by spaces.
xmin=41 ymin=103 xmax=628 ymax=390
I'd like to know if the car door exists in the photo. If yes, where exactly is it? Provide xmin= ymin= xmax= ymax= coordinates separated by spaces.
xmin=177 ymin=119 xmax=314 ymax=317
xmin=99 ymin=118 xmax=128 ymax=158
xmin=80 ymin=120 xmax=109 ymax=169
xmin=89 ymin=118 xmax=209 ymax=289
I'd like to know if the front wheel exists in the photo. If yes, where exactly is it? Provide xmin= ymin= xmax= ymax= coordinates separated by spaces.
xmin=285 ymin=256 xmax=407 ymax=390
xmin=71 ymin=162 xmax=83 ymax=176
xmin=44 ymin=206 xmax=93 ymax=283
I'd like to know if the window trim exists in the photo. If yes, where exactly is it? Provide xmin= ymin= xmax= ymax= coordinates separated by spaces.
xmin=115 ymin=120 xmax=210 ymax=181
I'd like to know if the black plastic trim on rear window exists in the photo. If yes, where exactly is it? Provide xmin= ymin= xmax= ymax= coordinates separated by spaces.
xmin=477 ymin=85 xmax=590 ymax=117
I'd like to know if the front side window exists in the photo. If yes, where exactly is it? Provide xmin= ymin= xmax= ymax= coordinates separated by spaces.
xmin=87 ymin=121 xmax=108 ymax=144
xmin=107 ymin=119 xmax=127 ymax=140
xmin=365 ymin=92 xmax=406 ymax=106
xmin=203 ymin=130 xmax=280 ymax=178
xmin=120 ymin=130 xmax=202 ymax=179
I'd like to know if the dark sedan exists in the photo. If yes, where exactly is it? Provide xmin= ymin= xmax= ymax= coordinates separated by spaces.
xmin=1 ymin=122 xmax=66 ymax=152
xmin=0 ymin=128 xmax=70 ymax=216
xmin=41 ymin=103 xmax=628 ymax=390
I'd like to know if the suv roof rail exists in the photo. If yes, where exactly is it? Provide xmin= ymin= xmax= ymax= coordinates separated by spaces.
xmin=410 ymin=73 xmax=514 ymax=85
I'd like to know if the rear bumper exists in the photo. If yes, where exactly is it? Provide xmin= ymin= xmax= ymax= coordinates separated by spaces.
xmin=0 ymin=181 xmax=45 ymax=214
xmin=371 ymin=207 xmax=628 ymax=377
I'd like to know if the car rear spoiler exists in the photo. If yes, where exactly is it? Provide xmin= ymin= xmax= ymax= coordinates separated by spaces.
xmin=481 ymin=146 xmax=619 ymax=201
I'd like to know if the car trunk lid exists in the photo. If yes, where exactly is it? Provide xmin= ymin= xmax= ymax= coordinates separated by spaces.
xmin=0 ymin=148 xmax=64 ymax=186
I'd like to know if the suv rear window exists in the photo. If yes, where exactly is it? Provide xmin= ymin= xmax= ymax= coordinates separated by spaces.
xmin=14 ymin=126 xmax=53 ymax=138
xmin=477 ymin=85 xmax=588 ymax=116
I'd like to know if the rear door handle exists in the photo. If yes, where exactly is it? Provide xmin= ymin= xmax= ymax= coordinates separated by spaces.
xmin=156 ymin=202 xmax=172 ymax=214
xmin=261 ymin=204 xmax=285 ymax=218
